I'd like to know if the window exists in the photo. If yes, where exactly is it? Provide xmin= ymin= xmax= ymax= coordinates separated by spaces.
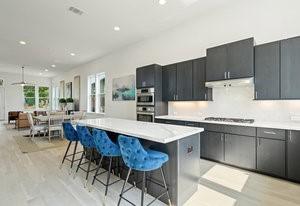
xmin=52 ymin=87 xmax=60 ymax=110
xmin=88 ymin=73 xmax=105 ymax=113
xmin=38 ymin=87 xmax=49 ymax=109
xmin=23 ymin=86 xmax=50 ymax=110
xmin=23 ymin=86 xmax=35 ymax=109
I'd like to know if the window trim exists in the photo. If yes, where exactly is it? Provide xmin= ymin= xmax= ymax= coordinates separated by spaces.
xmin=87 ymin=73 xmax=105 ymax=114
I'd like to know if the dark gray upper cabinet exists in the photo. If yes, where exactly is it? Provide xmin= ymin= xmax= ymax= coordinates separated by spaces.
xmin=257 ymin=137 xmax=285 ymax=177
xmin=287 ymin=130 xmax=300 ymax=182
xmin=162 ymin=64 xmax=177 ymax=101
xmin=255 ymin=41 xmax=280 ymax=100
xmin=176 ymin=60 xmax=193 ymax=101
xmin=136 ymin=64 xmax=160 ymax=88
xmin=206 ymin=45 xmax=227 ymax=81
xmin=193 ymin=58 xmax=212 ymax=101
xmin=200 ymin=131 xmax=224 ymax=162
xmin=224 ymin=134 xmax=256 ymax=169
xmin=206 ymin=38 xmax=254 ymax=81
xmin=281 ymin=37 xmax=300 ymax=99
xmin=227 ymin=38 xmax=254 ymax=79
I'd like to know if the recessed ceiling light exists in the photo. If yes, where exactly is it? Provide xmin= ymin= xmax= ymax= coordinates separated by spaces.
xmin=39 ymin=72 xmax=43 ymax=75
xmin=70 ymin=52 xmax=76 ymax=56
xmin=51 ymin=64 xmax=56 ymax=68
xmin=158 ymin=0 xmax=167 ymax=5
xmin=114 ymin=26 xmax=120 ymax=31
xmin=45 ymin=69 xmax=49 ymax=72
xmin=19 ymin=41 xmax=27 ymax=45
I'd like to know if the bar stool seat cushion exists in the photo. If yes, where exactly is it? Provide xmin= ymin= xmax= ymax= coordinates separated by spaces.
xmin=76 ymin=125 xmax=96 ymax=148
xmin=93 ymin=129 xmax=121 ymax=157
xmin=118 ymin=135 xmax=169 ymax=172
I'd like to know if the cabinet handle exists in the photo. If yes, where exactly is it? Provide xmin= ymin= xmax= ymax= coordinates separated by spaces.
xmin=220 ymin=134 xmax=223 ymax=141
xmin=255 ymin=91 xmax=258 ymax=99
xmin=263 ymin=131 xmax=276 ymax=135
xmin=224 ymin=72 xmax=227 ymax=79
xmin=205 ymin=93 xmax=207 ymax=100
xmin=176 ymin=94 xmax=178 ymax=100
xmin=258 ymin=138 xmax=261 ymax=146
xmin=173 ymin=94 xmax=175 ymax=100
xmin=289 ymin=131 xmax=292 ymax=142
xmin=228 ymin=72 xmax=230 ymax=79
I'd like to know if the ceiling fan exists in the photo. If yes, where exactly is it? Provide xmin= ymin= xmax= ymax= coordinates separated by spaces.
xmin=11 ymin=66 xmax=34 ymax=86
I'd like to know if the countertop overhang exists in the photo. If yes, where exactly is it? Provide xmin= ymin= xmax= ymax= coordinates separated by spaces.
xmin=76 ymin=118 xmax=204 ymax=144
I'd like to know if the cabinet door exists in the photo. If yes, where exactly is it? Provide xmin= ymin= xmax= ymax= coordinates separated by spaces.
xmin=227 ymin=38 xmax=254 ymax=79
xmin=287 ymin=130 xmax=300 ymax=181
xmin=255 ymin=42 xmax=280 ymax=100
xmin=177 ymin=61 xmax=193 ymax=101
xmin=206 ymin=45 xmax=227 ymax=81
xmin=224 ymin=134 xmax=256 ymax=169
xmin=136 ymin=65 xmax=155 ymax=88
xmin=200 ymin=131 xmax=224 ymax=162
xmin=193 ymin=58 xmax=212 ymax=101
xmin=257 ymin=138 xmax=285 ymax=177
xmin=281 ymin=37 xmax=300 ymax=99
xmin=162 ymin=64 xmax=177 ymax=101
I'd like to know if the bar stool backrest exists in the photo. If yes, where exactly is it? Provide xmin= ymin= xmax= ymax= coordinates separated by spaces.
xmin=93 ymin=129 xmax=121 ymax=156
xmin=76 ymin=125 xmax=95 ymax=148
xmin=118 ymin=135 xmax=149 ymax=169
xmin=62 ymin=122 xmax=79 ymax=141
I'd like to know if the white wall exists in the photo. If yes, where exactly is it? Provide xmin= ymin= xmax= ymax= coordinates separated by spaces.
xmin=0 ymin=71 xmax=52 ymax=120
xmin=53 ymin=0 xmax=300 ymax=121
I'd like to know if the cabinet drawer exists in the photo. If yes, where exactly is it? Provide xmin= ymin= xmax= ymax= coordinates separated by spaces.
xmin=185 ymin=121 xmax=199 ymax=127
xmin=257 ymin=128 xmax=285 ymax=140
xmin=199 ymin=123 xmax=224 ymax=133
xmin=223 ymin=125 xmax=256 ymax=137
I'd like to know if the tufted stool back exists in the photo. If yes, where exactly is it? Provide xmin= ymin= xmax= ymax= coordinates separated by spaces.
xmin=118 ymin=135 xmax=153 ymax=170
xmin=63 ymin=122 xmax=79 ymax=141
xmin=76 ymin=125 xmax=96 ymax=148
xmin=93 ymin=129 xmax=121 ymax=157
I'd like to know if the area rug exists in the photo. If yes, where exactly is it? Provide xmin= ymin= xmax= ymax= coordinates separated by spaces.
xmin=13 ymin=135 xmax=68 ymax=153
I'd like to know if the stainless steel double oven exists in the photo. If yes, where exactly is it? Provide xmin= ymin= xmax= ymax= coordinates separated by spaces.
xmin=136 ymin=88 xmax=155 ymax=122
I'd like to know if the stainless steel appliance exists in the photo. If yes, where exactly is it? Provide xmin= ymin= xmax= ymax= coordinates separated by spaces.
xmin=136 ymin=106 xmax=155 ymax=122
xmin=137 ymin=88 xmax=154 ymax=106
xmin=204 ymin=117 xmax=255 ymax=124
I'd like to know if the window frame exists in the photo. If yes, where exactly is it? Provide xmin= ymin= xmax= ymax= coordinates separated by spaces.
xmin=87 ymin=73 xmax=105 ymax=114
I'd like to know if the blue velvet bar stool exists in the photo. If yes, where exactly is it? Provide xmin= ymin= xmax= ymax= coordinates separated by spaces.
xmin=91 ymin=129 xmax=122 ymax=196
xmin=60 ymin=122 xmax=82 ymax=173
xmin=74 ymin=125 xmax=97 ymax=187
xmin=117 ymin=135 xmax=171 ymax=206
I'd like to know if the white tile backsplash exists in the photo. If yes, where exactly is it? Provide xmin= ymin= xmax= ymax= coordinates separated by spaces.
xmin=169 ymin=86 xmax=300 ymax=122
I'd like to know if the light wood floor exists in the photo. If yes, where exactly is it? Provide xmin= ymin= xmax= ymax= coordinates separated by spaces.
xmin=1 ymin=122 xmax=300 ymax=206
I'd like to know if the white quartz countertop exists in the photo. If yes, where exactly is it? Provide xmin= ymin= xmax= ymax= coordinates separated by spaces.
xmin=76 ymin=118 xmax=204 ymax=144
xmin=155 ymin=115 xmax=300 ymax=131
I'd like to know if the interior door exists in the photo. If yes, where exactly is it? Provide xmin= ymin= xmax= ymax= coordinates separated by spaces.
xmin=0 ymin=87 xmax=5 ymax=120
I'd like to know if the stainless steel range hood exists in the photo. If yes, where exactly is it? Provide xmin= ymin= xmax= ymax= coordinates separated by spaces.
xmin=205 ymin=77 xmax=254 ymax=88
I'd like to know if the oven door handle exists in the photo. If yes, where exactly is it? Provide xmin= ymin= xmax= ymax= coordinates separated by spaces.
xmin=137 ymin=112 xmax=155 ymax=116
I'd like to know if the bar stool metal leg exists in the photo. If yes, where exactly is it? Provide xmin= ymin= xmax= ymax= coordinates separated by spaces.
xmin=161 ymin=168 xmax=171 ymax=206
xmin=74 ymin=149 xmax=85 ymax=179
xmin=105 ymin=157 xmax=113 ymax=196
xmin=59 ymin=141 xmax=72 ymax=169
xmin=70 ymin=141 xmax=78 ymax=169
xmin=141 ymin=171 xmax=146 ymax=206
xmin=92 ymin=155 xmax=103 ymax=185
xmin=85 ymin=149 xmax=94 ymax=188
xmin=118 ymin=168 xmax=132 ymax=206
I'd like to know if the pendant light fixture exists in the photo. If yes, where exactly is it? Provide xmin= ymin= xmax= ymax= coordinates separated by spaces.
xmin=11 ymin=66 xmax=34 ymax=86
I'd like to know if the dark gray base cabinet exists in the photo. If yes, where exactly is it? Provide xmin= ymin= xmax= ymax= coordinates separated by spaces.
xmin=224 ymin=134 xmax=256 ymax=170
xmin=257 ymin=138 xmax=286 ymax=177
xmin=287 ymin=131 xmax=300 ymax=182
xmin=200 ymin=131 xmax=224 ymax=162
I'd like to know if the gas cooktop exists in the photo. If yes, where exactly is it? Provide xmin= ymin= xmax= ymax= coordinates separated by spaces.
xmin=204 ymin=117 xmax=255 ymax=124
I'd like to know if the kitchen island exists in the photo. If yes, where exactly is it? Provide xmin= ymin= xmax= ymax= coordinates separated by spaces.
xmin=77 ymin=118 xmax=204 ymax=206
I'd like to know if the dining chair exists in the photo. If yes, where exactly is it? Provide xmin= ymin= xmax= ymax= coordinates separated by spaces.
xmin=48 ymin=115 xmax=64 ymax=142
xmin=27 ymin=113 xmax=47 ymax=140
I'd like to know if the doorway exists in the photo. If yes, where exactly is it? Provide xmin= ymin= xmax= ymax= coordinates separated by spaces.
xmin=0 ymin=87 xmax=5 ymax=120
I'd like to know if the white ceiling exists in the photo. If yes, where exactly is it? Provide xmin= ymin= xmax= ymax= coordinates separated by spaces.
xmin=0 ymin=0 xmax=234 ymax=77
